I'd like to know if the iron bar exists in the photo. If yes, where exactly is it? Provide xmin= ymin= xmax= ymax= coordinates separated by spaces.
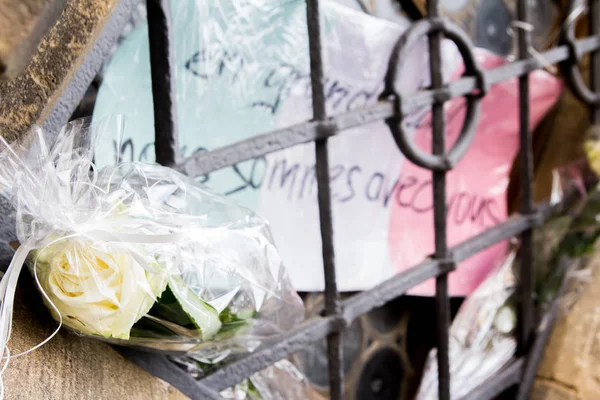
xmin=116 ymin=348 xmax=223 ymax=400
xmin=305 ymin=0 xmax=344 ymax=399
xmin=201 ymin=317 xmax=339 ymax=391
xmin=461 ymin=359 xmax=525 ymax=400
xmin=146 ymin=0 xmax=178 ymax=166
xmin=199 ymin=195 xmax=560 ymax=392
xmin=516 ymin=0 xmax=535 ymax=356
xmin=178 ymin=104 xmax=390 ymax=177
xmin=178 ymin=37 xmax=600 ymax=179
xmin=427 ymin=1 xmax=451 ymax=399
xmin=343 ymin=201 xmax=555 ymax=323
xmin=407 ymin=35 xmax=599 ymax=112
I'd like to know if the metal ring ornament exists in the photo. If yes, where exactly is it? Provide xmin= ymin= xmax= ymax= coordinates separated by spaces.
xmin=382 ymin=18 xmax=488 ymax=172
xmin=559 ymin=2 xmax=600 ymax=105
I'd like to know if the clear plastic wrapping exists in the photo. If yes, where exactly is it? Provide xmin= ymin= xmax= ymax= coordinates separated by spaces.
xmin=0 ymin=116 xmax=304 ymax=362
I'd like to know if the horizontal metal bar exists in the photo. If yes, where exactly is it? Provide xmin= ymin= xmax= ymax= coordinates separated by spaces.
xmin=201 ymin=316 xmax=339 ymax=391
xmin=342 ymin=258 xmax=445 ymax=323
xmin=116 ymin=347 xmax=222 ymax=400
xmin=147 ymin=0 xmax=179 ymax=167
xmin=452 ymin=203 xmax=552 ymax=263
xmin=177 ymin=36 xmax=599 ymax=178
xmin=461 ymin=359 xmax=524 ymax=400
xmin=404 ymin=36 xmax=600 ymax=113
xmin=342 ymin=204 xmax=553 ymax=323
xmin=178 ymin=102 xmax=394 ymax=177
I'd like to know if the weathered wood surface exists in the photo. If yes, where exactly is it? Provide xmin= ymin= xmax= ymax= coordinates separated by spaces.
xmin=4 ymin=271 xmax=188 ymax=400
xmin=0 ymin=0 xmax=67 ymax=79
xmin=0 ymin=0 xmax=117 ymax=142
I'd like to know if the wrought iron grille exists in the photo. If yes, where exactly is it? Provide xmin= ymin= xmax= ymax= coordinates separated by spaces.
xmin=115 ymin=0 xmax=600 ymax=399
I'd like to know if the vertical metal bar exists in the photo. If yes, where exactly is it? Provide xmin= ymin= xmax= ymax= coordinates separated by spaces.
xmin=428 ymin=1 xmax=451 ymax=399
xmin=516 ymin=0 xmax=535 ymax=356
xmin=146 ymin=0 xmax=179 ymax=166
xmin=590 ymin=0 xmax=600 ymax=125
xmin=306 ymin=1 xmax=344 ymax=399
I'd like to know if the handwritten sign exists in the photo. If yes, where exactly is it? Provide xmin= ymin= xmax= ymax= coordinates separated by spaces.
xmin=389 ymin=52 xmax=562 ymax=295
xmin=93 ymin=0 xmax=561 ymax=294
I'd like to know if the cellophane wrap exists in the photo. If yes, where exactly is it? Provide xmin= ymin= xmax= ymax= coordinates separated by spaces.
xmin=0 ymin=116 xmax=304 ymax=360
xmin=415 ymin=166 xmax=596 ymax=399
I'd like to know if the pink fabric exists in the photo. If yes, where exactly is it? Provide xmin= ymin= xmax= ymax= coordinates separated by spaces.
xmin=388 ymin=50 xmax=563 ymax=296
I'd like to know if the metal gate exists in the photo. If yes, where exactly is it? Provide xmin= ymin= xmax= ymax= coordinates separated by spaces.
xmin=116 ymin=0 xmax=600 ymax=399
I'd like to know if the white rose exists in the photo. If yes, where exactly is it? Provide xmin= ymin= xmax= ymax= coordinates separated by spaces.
xmin=33 ymin=239 xmax=168 ymax=339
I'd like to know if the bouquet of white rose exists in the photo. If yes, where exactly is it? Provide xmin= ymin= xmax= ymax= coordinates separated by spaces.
xmin=0 ymin=116 xmax=304 ymax=381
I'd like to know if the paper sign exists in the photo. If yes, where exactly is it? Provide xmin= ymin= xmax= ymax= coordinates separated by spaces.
xmin=93 ymin=0 xmax=561 ymax=294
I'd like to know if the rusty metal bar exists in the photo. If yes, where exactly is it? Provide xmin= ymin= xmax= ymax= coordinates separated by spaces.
xmin=426 ymin=2 xmax=451 ymax=399
xmin=305 ymin=0 xmax=344 ymax=399
xmin=462 ymin=359 xmax=525 ymax=400
xmin=343 ymin=202 xmax=554 ymax=323
xmin=201 ymin=317 xmax=339 ymax=390
xmin=146 ymin=0 xmax=178 ymax=166
xmin=516 ymin=0 xmax=535 ymax=356
xmin=116 ymin=347 xmax=223 ymax=400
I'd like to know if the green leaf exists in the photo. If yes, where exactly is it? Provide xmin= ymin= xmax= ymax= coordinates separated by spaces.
xmin=139 ymin=277 xmax=222 ymax=341
xmin=130 ymin=315 xmax=181 ymax=339
xmin=148 ymin=285 xmax=197 ymax=329
xmin=215 ymin=307 xmax=256 ymax=340
xmin=247 ymin=380 xmax=263 ymax=400
xmin=166 ymin=276 xmax=222 ymax=340
xmin=133 ymin=279 xmax=261 ymax=343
